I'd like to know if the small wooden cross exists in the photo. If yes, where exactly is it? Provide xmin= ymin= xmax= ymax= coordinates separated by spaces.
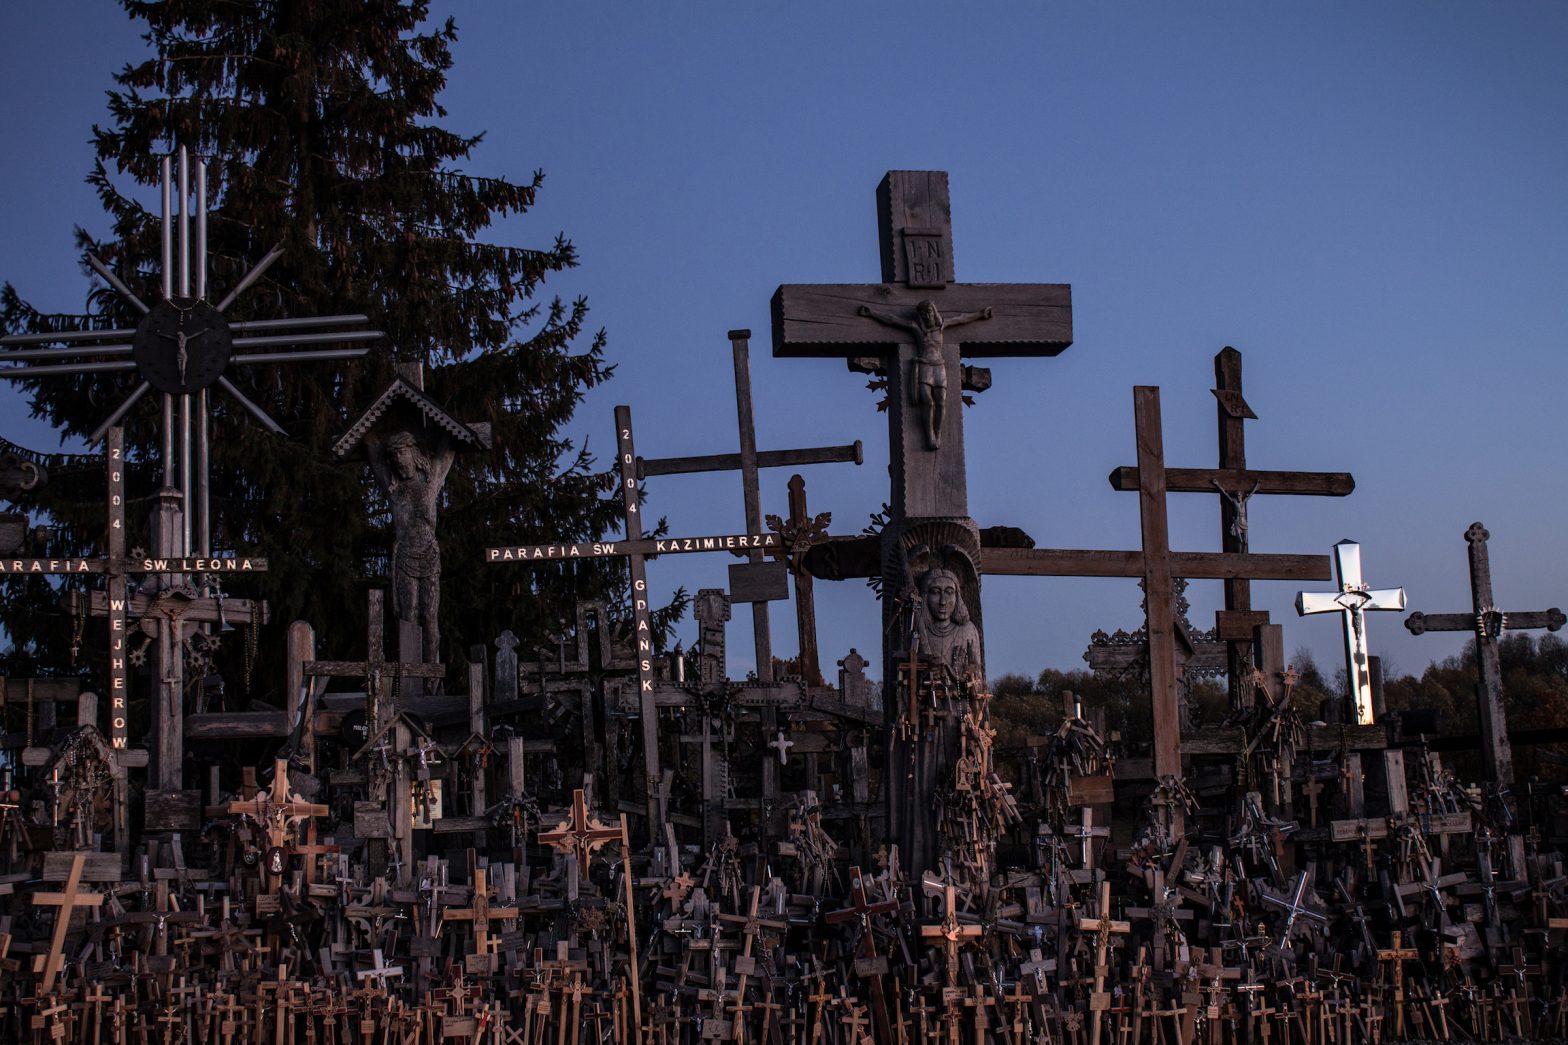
xmin=919 ymin=882 xmax=984 ymax=987
xmin=31 ymin=853 xmax=103 ymax=993
xmin=537 ymin=788 xmax=623 ymax=880
xmin=443 ymin=867 xmax=521 ymax=959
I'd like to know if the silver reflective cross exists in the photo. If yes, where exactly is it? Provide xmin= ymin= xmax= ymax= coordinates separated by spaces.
xmin=1295 ymin=540 xmax=1405 ymax=725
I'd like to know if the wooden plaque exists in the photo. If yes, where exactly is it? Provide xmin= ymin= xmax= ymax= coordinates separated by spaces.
xmin=143 ymin=789 xmax=202 ymax=832
xmin=728 ymin=561 xmax=789 ymax=603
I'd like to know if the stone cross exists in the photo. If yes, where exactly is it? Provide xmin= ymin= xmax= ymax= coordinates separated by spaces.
xmin=1404 ymin=522 xmax=1564 ymax=785
xmin=1295 ymin=540 xmax=1406 ymax=725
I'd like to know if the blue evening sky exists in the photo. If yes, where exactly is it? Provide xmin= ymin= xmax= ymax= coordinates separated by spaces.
xmin=2 ymin=3 xmax=1565 ymax=686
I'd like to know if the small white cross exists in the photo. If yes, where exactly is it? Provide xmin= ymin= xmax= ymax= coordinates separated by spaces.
xmin=768 ymin=730 xmax=794 ymax=765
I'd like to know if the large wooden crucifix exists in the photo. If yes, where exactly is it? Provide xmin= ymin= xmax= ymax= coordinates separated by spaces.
xmin=772 ymin=170 xmax=1071 ymax=524
xmin=772 ymin=171 xmax=1071 ymax=869
xmin=981 ymin=387 xmax=1333 ymax=785
xmin=1404 ymin=522 xmax=1564 ymax=785
xmin=485 ymin=404 xmax=783 ymax=840
xmin=1108 ymin=347 xmax=1354 ymax=704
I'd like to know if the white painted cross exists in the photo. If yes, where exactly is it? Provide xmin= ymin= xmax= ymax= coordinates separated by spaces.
xmin=1294 ymin=540 xmax=1405 ymax=725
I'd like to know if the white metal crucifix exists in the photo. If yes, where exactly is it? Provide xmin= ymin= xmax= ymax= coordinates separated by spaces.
xmin=1294 ymin=540 xmax=1405 ymax=725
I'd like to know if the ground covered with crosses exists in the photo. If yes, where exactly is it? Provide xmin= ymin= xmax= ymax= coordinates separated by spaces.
xmin=2 ymin=167 xmax=1567 ymax=1045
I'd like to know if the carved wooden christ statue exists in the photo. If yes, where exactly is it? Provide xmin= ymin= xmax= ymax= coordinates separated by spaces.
xmin=367 ymin=428 xmax=455 ymax=665
xmin=334 ymin=362 xmax=491 ymax=668
xmin=859 ymin=301 xmax=992 ymax=450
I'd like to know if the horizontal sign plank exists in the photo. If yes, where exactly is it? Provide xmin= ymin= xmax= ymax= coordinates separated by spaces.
xmin=487 ymin=532 xmax=779 ymax=564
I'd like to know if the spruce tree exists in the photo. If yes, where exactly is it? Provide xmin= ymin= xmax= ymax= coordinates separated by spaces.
xmin=1 ymin=1 xmax=673 ymax=700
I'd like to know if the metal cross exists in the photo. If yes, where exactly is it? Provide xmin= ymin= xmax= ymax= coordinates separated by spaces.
xmin=1295 ymin=540 xmax=1406 ymax=725
xmin=0 ymin=146 xmax=382 ymax=556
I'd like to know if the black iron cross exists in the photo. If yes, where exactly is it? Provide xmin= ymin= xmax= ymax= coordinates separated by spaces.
xmin=771 ymin=170 xmax=1071 ymax=520
xmin=1404 ymin=522 xmax=1565 ymax=785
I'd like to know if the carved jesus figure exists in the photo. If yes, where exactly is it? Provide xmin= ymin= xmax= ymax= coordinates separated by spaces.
xmin=367 ymin=428 xmax=456 ymax=666
xmin=914 ymin=566 xmax=981 ymax=676
xmin=858 ymin=300 xmax=992 ymax=450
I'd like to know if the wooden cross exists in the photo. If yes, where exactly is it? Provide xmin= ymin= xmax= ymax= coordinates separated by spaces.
xmin=1375 ymin=930 xmax=1420 ymax=1039
xmin=484 ymin=404 xmax=784 ymax=837
xmin=824 ymin=866 xmax=899 ymax=1042
xmin=984 ymin=387 xmax=1333 ymax=782
xmin=1077 ymin=880 xmax=1131 ymax=1045
xmin=303 ymin=589 xmax=445 ymax=734
xmin=443 ymin=867 xmax=520 ymax=960
xmin=31 ymin=853 xmax=103 ymax=993
xmin=1404 ymin=521 xmax=1564 ymax=785
xmin=1108 ymin=347 xmax=1354 ymax=704
xmin=772 ymin=170 xmax=1072 ymax=520
xmin=537 ymin=788 xmax=623 ymax=880
xmin=1295 ymin=540 xmax=1405 ymax=725
xmin=919 ymin=882 xmax=984 ymax=987
xmin=1072 ymin=807 xmax=1109 ymax=870
xmin=225 ymin=757 xmax=328 ymax=889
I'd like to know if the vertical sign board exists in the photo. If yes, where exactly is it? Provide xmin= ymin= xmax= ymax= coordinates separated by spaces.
xmin=106 ymin=427 xmax=128 ymax=749
xmin=615 ymin=406 xmax=654 ymax=699
xmin=616 ymin=405 xmax=662 ymax=830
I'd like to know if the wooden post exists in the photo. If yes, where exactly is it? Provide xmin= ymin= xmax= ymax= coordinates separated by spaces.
xmin=286 ymin=621 xmax=316 ymax=771
xmin=787 ymin=475 xmax=824 ymax=686
xmin=1134 ymin=388 xmax=1181 ymax=784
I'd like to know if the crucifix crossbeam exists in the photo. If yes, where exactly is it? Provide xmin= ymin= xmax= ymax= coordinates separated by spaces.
xmin=1404 ymin=522 xmax=1564 ymax=784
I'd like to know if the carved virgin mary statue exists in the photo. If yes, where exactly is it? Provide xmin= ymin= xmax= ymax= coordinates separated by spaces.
xmin=913 ymin=562 xmax=982 ymax=678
